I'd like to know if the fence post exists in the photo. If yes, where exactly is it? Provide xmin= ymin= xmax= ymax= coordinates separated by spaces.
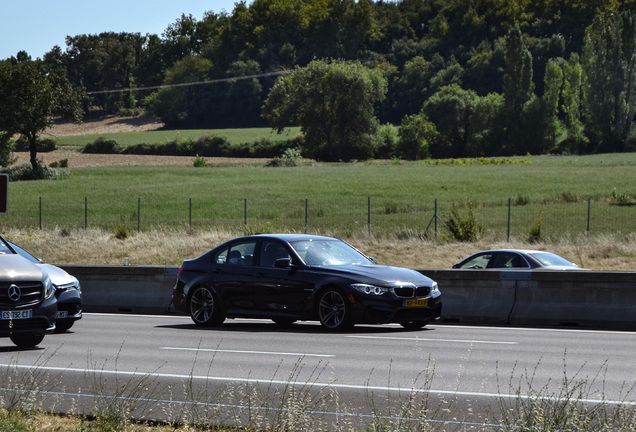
xmin=507 ymin=198 xmax=511 ymax=242
xmin=305 ymin=199 xmax=308 ymax=234
xmin=368 ymin=197 xmax=371 ymax=236
xmin=244 ymin=198 xmax=247 ymax=228
xmin=39 ymin=197 xmax=42 ymax=230
xmin=189 ymin=198 xmax=192 ymax=230
xmin=137 ymin=198 xmax=141 ymax=232
xmin=587 ymin=198 xmax=591 ymax=239
xmin=434 ymin=199 xmax=438 ymax=237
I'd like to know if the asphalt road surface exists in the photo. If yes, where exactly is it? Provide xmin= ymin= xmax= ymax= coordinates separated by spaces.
xmin=1 ymin=313 xmax=634 ymax=430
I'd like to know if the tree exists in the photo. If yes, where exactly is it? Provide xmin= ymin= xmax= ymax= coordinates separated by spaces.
xmin=582 ymin=11 xmax=636 ymax=152
xmin=262 ymin=59 xmax=387 ymax=161
xmin=502 ymin=25 xmax=535 ymax=155
xmin=397 ymin=113 xmax=437 ymax=159
xmin=0 ymin=56 xmax=83 ymax=173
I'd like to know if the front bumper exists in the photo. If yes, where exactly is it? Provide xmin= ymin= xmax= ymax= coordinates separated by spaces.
xmin=353 ymin=294 xmax=442 ymax=324
xmin=56 ymin=288 xmax=83 ymax=322
xmin=0 ymin=295 xmax=57 ymax=336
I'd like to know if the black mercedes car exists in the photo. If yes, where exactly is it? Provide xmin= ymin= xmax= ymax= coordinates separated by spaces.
xmin=172 ymin=234 xmax=441 ymax=331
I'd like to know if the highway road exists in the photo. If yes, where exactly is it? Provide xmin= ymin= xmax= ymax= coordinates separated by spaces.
xmin=1 ymin=313 xmax=635 ymax=430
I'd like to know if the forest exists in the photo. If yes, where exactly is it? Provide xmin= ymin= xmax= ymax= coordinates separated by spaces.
xmin=3 ymin=0 xmax=636 ymax=161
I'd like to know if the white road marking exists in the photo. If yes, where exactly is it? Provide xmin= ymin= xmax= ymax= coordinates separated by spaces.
xmin=346 ymin=335 xmax=518 ymax=344
xmin=160 ymin=346 xmax=335 ymax=357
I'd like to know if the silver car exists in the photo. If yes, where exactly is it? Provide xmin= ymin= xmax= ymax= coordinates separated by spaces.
xmin=8 ymin=241 xmax=82 ymax=332
xmin=453 ymin=249 xmax=580 ymax=270
xmin=0 ymin=237 xmax=57 ymax=347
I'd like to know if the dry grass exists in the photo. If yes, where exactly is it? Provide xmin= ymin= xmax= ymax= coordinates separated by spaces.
xmin=6 ymin=227 xmax=636 ymax=270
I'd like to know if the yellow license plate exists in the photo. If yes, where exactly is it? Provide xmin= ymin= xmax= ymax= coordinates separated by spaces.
xmin=404 ymin=298 xmax=428 ymax=307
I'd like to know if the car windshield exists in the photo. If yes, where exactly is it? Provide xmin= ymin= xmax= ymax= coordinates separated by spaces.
xmin=0 ymin=238 xmax=15 ymax=255
xmin=290 ymin=239 xmax=372 ymax=266
xmin=529 ymin=252 xmax=577 ymax=267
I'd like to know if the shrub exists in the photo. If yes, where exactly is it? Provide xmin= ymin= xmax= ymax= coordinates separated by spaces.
xmin=14 ymin=136 xmax=56 ymax=152
xmin=266 ymin=148 xmax=303 ymax=167
xmin=527 ymin=211 xmax=543 ymax=243
xmin=2 ymin=164 xmax=68 ymax=181
xmin=82 ymin=137 xmax=122 ymax=154
xmin=193 ymin=155 xmax=207 ymax=167
xmin=445 ymin=201 xmax=483 ymax=242
xmin=192 ymin=135 xmax=231 ymax=157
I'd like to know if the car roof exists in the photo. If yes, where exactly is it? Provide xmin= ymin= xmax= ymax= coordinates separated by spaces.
xmin=237 ymin=234 xmax=338 ymax=242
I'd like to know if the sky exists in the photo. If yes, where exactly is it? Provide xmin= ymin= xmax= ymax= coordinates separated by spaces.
xmin=0 ymin=1 xmax=246 ymax=60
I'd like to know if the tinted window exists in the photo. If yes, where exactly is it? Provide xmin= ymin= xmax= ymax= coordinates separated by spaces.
xmin=215 ymin=241 xmax=256 ymax=265
xmin=260 ymin=241 xmax=290 ymax=267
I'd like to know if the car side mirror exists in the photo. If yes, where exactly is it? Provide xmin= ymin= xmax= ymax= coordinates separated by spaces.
xmin=274 ymin=257 xmax=294 ymax=269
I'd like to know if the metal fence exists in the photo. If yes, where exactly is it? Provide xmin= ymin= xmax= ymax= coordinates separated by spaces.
xmin=8 ymin=195 xmax=636 ymax=241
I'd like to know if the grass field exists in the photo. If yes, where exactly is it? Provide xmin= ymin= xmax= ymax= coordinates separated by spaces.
xmin=53 ymin=127 xmax=302 ymax=149
xmin=6 ymin=153 xmax=636 ymax=237
xmin=3 ymin=149 xmax=636 ymax=270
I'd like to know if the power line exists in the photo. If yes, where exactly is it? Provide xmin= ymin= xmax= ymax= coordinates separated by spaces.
xmin=87 ymin=70 xmax=290 ymax=95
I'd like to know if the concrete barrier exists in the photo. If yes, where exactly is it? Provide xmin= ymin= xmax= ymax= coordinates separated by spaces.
xmin=60 ymin=265 xmax=636 ymax=330
xmin=60 ymin=265 xmax=178 ymax=314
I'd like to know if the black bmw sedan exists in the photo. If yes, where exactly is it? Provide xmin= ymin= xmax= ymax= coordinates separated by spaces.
xmin=172 ymin=234 xmax=441 ymax=331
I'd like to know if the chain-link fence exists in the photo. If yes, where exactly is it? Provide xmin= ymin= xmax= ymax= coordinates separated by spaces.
xmin=8 ymin=196 xmax=636 ymax=241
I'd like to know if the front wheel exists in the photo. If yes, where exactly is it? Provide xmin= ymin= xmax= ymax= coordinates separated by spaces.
xmin=188 ymin=286 xmax=225 ymax=327
xmin=317 ymin=288 xmax=353 ymax=331
xmin=10 ymin=333 xmax=45 ymax=348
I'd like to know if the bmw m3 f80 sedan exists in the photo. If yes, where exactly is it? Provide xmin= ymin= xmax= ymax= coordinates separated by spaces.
xmin=172 ymin=234 xmax=441 ymax=331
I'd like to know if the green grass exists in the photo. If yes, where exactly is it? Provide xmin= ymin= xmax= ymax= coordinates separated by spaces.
xmin=51 ymin=127 xmax=302 ymax=149
xmin=5 ymin=153 xmax=636 ymax=240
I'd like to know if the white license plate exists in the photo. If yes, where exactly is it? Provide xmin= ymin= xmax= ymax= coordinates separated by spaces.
xmin=2 ymin=309 xmax=32 ymax=320
xmin=56 ymin=311 xmax=68 ymax=319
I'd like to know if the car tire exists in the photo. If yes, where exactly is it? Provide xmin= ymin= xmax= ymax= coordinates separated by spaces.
xmin=188 ymin=286 xmax=225 ymax=327
xmin=399 ymin=320 xmax=429 ymax=330
xmin=317 ymin=288 xmax=353 ymax=331
xmin=54 ymin=321 xmax=74 ymax=333
xmin=10 ymin=333 xmax=45 ymax=348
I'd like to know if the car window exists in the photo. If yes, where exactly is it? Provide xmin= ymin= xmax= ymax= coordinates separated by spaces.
xmin=215 ymin=241 xmax=256 ymax=265
xmin=0 ymin=240 xmax=14 ymax=255
xmin=458 ymin=253 xmax=492 ymax=269
xmin=290 ymin=239 xmax=371 ymax=266
xmin=529 ymin=252 xmax=576 ymax=267
xmin=259 ymin=241 xmax=291 ymax=267
xmin=492 ymin=252 xmax=529 ymax=268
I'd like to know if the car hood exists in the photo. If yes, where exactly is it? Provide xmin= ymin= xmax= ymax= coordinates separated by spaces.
xmin=38 ymin=263 xmax=75 ymax=286
xmin=0 ymin=255 xmax=47 ymax=281
xmin=312 ymin=264 xmax=434 ymax=286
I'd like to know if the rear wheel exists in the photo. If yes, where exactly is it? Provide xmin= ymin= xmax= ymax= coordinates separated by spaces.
xmin=188 ymin=286 xmax=225 ymax=327
xmin=317 ymin=288 xmax=353 ymax=331
xmin=399 ymin=320 xmax=429 ymax=330
xmin=10 ymin=333 xmax=45 ymax=348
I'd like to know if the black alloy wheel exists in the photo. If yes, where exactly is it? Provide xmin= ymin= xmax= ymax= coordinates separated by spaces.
xmin=189 ymin=286 xmax=225 ymax=326
xmin=317 ymin=288 xmax=352 ymax=331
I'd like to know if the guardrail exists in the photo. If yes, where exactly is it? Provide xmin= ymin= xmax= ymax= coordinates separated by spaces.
xmin=60 ymin=265 xmax=636 ymax=330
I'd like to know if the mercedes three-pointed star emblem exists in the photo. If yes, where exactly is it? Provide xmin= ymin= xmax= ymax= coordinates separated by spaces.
xmin=8 ymin=284 xmax=21 ymax=302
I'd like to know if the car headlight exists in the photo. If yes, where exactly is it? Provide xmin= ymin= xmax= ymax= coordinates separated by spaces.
xmin=351 ymin=283 xmax=389 ymax=296
xmin=44 ymin=276 xmax=55 ymax=299
xmin=430 ymin=282 xmax=441 ymax=298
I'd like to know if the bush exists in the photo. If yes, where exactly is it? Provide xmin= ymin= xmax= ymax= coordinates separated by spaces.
xmin=2 ymin=164 xmax=68 ymax=181
xmin=266 ymin=148 xmax=303 ymax=167
xmin=445 ymin=201 xmax=483 ymax=242
xmin=82 ymin=137 xmax=122 ymax=154
xmin=14 ymin=136 xmax=57 ymax=152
